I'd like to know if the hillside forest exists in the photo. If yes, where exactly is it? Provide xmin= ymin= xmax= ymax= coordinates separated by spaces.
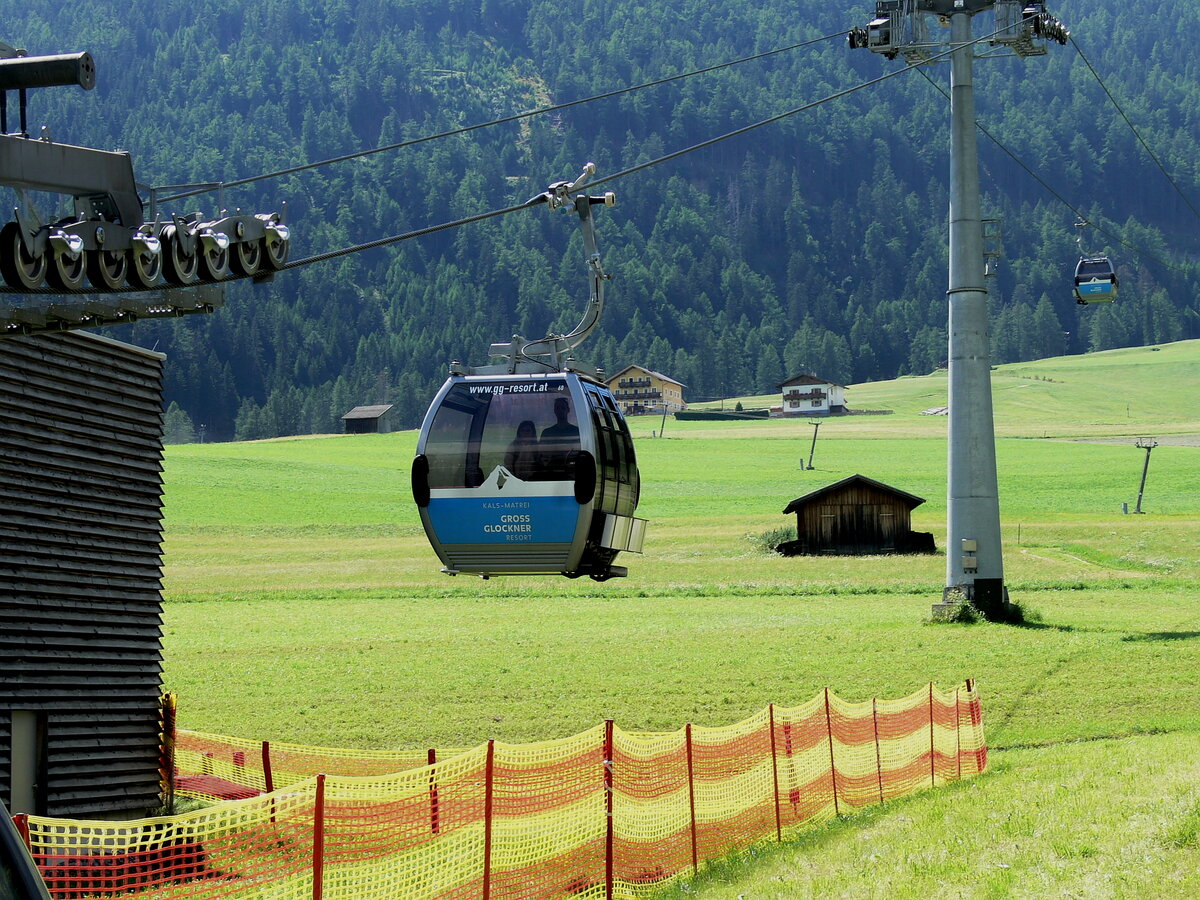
xmin=2 ymin=0 xmax=1198 ymax=439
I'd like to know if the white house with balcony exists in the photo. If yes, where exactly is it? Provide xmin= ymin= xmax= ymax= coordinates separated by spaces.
xmin=778 ymin=373 xmax=846 ymax=416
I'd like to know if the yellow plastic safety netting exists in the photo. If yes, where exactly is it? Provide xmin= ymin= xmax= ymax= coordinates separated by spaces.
xmin=19 ymin=682 xmax=985 ymax=899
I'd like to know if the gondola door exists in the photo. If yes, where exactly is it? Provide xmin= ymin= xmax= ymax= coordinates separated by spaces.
xmin=413 ymin=374 xmax=595 ymax=576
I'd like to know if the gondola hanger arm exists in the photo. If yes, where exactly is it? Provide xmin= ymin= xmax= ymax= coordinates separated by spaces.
xmin=526 ymin=162 xmax=616 ymax=214
xmin=497 ymin=164 xmax=616 ymax=370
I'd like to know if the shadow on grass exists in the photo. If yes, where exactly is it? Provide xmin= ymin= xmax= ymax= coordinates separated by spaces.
xmin=1005 ymin=619 xmax=1200 ymax=642
xmin=646 ymin=776 xmax=985 ymax=898
xmin=1007 ymin=619 xmax=1200 ymax=642
xmin=1008 ymin=619 xmax=1081 ymax=632
xmin=985 ymin=612 xmax=1200 ymax=743
xmin=1120 ymin=631 xmax=1200 ymax=642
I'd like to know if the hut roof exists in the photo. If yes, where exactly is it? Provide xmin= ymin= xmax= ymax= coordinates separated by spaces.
xmin=783 ymin=474 xmax=926 ymax=515
xmin=341 ymin=404 xmax=394 ymax=420
xmin=607 ymin=364 xmax=686 ymax=387
xmin=777 ymin=373 xmax=846 ymax=389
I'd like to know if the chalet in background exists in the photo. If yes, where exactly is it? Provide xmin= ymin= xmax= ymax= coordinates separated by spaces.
xmin=606 ymin=365 xmax=686 ymax=416
xmin=777 ymin=373 xmax=846 ymax=416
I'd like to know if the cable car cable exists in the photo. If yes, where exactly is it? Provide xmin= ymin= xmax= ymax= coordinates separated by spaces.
xmin=1069 ymin=36 xmax=1200 ymax=227
xmin=272 ymin=17 xmax=1185 ymax=283
xmin=279 ymin=57 xmax=938 ymax=273
xmin=586 ymin=61 xmax=921 ymax=190
xmin=278 ymin=196 xmax=546 ymax=271
xmin=914 ymin=68 xmax=1182 ymax=276
xmin=143 ymin=50 xmax=945 ymax=279
xmin=3 ymin=19 xmax=1121 ymax=294
xmin=155 ymin=31 xmax=851 ymax=205
xmin=124 ymin=29 xmax=1001 ymax=280
xmin=585 ymin=20 xmax=1036 ymax=192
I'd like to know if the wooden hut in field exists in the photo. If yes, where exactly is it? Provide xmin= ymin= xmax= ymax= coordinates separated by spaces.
xmin=778 ymin=474 xmax=935 ymax=556
xmin=1 ymin=332 xmax=169 ymax=817
xmin=341 ymin=404 xmax=395 ymax=434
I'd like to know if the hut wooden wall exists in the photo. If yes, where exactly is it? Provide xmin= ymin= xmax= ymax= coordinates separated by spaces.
xmin=0 ymin=331 xmax=167 ymax=817
xmin=795 ymin=482 xmax=913 ymax=555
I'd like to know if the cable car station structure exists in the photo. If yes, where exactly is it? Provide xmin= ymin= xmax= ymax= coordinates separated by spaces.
xmin=0 ymin=46 xmax=290 ymax=334
xmin=851 ymin=0 xmax=1069 ymax=618
xmin=1 ymin=45 xmax=290 ymax=818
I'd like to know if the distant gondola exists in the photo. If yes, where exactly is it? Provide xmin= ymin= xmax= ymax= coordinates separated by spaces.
xmin=411 ymin=166 xmax=646 ymax=580
xmin=1072 ymin=220 xmax=1118 ymax=305
xmin=1074 ymin=255 xmax=1118 ymax=304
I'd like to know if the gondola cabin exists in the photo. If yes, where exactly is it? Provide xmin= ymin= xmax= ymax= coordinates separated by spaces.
xmin=412 ymin=372 xmax=645 ymax=580
xmin=1074 ymin=256 xmax=1118 ymax=304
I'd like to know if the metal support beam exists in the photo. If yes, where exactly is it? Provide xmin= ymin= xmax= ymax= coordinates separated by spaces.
xmin=945 ymin=12 xmax=1006 ymax=617
xmin=0 ymin=134 xmax=143 ymax=227
xmin=851 ymin=0 xmax=1066 ymax=619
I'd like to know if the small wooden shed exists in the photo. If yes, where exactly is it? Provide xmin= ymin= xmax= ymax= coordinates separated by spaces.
xmin=341 ymin=404 xmax=394 ymax=434
xmin=779 ymin=474 xmax=934 ymax=556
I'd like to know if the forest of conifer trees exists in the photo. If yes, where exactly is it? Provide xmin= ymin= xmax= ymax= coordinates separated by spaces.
xmin=3 ymin=0 xmax=1198 ymax=439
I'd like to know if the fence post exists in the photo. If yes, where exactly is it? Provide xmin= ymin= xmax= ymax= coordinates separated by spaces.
xmin=872 ymin=698 xmax=884 ymax=804
xmin=782 ymin=721 xmax=795 ymax=819
xmin=312 ymin=774 xmax=326 ymax=900
xmin=263 ymin=742 xmax=277 ymax=827
xmin=928 ymin=683 xmax=936 ymax=789
xmin=955 ymin=688 xmax=962 ymax=781
xmin=158 ymin=692 xmax=177 ymax=812
xmin=604 ymin=720 xmax=614 ymax=900
xmin=823 ymin=688 xmax=840 ymax=816
xmin=262 ymin=741 xmax=274 ymax=793
xmin=428 ymin=749 xmax=440 ymax=835
xmin=483 ymin=740 xmax=495 ymax=900
xmin=965 ymin=678 xmax=986 ymax=774
xmin=768 ymin=705 xmax=782 ymax=842
xmin=13 ymin=813 xmax=30 ymax=851
xmin=685 ymin=724 xmax=698 ymax=875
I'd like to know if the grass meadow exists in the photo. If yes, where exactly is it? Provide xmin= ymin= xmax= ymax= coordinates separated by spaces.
xmin=159 ymin=340 xmax=1200 ymax=898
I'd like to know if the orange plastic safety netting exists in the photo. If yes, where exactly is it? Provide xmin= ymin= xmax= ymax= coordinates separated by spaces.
xmin=173 ymin=730 xmax=470 ymax=800
xmin=20 ymin=682 xmax=985 ymax=899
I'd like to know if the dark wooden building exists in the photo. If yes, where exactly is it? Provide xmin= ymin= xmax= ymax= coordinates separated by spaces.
xmin=779 ymin=474 xmax=934 ymax=556
xmin=1 ymin=332 xmax=168 ymax=817
xmin=341 ymin=404 xmax=394 ymax=434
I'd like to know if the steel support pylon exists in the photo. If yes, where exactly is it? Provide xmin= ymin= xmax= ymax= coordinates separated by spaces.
xmin=945 ymin=12 xmax=1006 ymax=617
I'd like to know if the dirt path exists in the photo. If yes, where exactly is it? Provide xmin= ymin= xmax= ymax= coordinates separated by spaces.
xmin=1073 ymin=433 xmax=1200 ymax=447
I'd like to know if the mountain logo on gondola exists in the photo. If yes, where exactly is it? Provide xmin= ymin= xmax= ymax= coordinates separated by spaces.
xmin=469 ymin=465 xmax=569 ymax=498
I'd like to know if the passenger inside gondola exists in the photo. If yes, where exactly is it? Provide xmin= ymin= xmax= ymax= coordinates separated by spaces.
xmin=504 ymin=420 xmax=541 ymax=481
xmin=539 ymin=397 xmax=580 ymax=477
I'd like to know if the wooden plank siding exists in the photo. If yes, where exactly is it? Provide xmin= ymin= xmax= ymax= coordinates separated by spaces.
xmin=1 ymin=331 xmax=168 ymax=817
xmin=802 ymin=500 xmax=906 ymax=555
xmin=783 ymin=475 xmax=924 ymax=557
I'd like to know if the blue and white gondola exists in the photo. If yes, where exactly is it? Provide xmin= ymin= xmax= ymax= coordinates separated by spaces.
xmin=411 ymin=165 xmax=646 ymax=580
xmin=1073 ymin=256 xmax=1118 ymax=304
xmin=412 ymin=371 xmax=644 ymax=580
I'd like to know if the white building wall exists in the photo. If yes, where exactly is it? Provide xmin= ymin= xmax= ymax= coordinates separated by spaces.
xmin=780 ymin=380 xmax=845 ymax=414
